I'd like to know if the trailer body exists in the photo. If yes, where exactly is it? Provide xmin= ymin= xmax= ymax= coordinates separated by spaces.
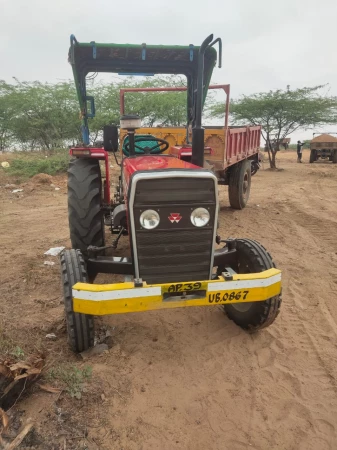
xmin=119 ymin=85 xmax=261 ymax=179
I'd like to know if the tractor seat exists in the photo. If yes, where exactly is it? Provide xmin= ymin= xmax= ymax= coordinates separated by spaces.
xmin=122 ymin=134 xmax=161 ymax=156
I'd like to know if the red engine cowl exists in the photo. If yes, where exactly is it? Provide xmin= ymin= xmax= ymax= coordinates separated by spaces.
xmin=122 ymin=155 xmax=200 ymax=196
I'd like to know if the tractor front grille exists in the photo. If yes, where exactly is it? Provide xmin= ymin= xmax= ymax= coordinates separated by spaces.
xmin=131 ymin=174 xmax=217 ymax=284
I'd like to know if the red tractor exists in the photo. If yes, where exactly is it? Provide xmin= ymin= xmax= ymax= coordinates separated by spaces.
xmin=62 ymin=34 xmax=282 ymax=353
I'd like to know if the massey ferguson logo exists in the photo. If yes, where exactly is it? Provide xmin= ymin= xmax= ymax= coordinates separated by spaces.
xmin=168 ymin=213 xmax=182 ymax=224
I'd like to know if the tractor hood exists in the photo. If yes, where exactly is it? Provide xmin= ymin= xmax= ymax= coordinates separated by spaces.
xmin=122 ymin=154 xmax=200 ymax=175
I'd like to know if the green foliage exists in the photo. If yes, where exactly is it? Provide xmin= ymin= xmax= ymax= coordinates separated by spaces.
xmin=0 ymin=81 xmax=18 ymax=151
xmin=209 ymin=85 xmax=337 ymax=168
xmin=0 ymin=328 xmax=26 ymax=359
xmin=0 ymin=79 xmax=80 ymax=151
xmin=47 ymin=364 xmax=92 ymax=399
xmin=0 ymin=333 xmax=17 ymax=356
xmin=11 ymin=346 xmax=25 ymax=358
xmin=0 ymin=75 xmax=201 ymax=151
xmin=7 ymin=150 xmax=69 ymax=178
xmin=121 ymin=76 xmax=188 ymax=127
xmin=288 ymin=143 xmax=310 ymax=150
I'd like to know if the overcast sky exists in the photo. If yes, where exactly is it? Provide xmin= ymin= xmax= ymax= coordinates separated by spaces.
xmin=1 ymin=0 xmax=336 ymax=140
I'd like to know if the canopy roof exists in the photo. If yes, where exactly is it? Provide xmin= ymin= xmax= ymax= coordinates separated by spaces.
xmin=68 ymin=35 xmax=217 ymax=110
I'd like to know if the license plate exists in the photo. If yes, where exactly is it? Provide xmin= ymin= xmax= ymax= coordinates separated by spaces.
xmin=208 ymin=289 xmax=251 ymax=304
xmin=162 ymin=281 xmax=208 ymax=295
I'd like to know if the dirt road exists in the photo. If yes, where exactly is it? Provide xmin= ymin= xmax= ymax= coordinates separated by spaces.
xmin=1 ymin=150 xmax=337 ymax=449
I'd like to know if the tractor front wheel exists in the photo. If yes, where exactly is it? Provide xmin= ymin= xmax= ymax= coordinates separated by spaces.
xmin=221 ymin=239 xmax=282 ymax=331
xmin=61 ymin=249 xmax=94 ymax=353
xmin=68 ymin=158 xmax=105 ymax=257
xmin=228 ymin=160 xmax=251 ymax=210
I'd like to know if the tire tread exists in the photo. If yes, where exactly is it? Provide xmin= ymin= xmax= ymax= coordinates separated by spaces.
xmin=68 ymin=158 xmax=104 ymax=255
xmin=224 ymin=239 xmax=282 ymax=331
xmin=228 ymin=160 xmax=251 ymax=210
xmin=60 ymin=249 xmax=94 ymax=352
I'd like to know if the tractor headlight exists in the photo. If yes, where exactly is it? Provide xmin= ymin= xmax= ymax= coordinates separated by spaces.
xmin=190 ymin=208 xmax=210 ymax=227
xmin=140 ymin=210 xmax=160 ymax=230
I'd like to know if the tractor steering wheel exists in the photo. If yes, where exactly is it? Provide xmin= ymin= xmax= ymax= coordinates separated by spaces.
xmin=124 ymin=136 xmax=170 ymax=156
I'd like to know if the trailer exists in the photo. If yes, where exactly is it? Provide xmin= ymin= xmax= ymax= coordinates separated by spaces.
xmin=119 ymin=85 xmax=261 ymax=209
xmin=310 ymin=133 xmax=337 ymax=163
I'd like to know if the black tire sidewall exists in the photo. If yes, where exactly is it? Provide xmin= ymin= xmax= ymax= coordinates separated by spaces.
xmin=310 ymin=150 xmax=316 ymax=163
xmin=68 ymin=158 xmax=105 ymax=256
xmin=224 ymin=239 xmax=281 ymax=331
xmin=333 ymin=150 xmax=337 ymax=164
xmin=228 ymin=160 xmax=252 ymax=210
xmin=61 ymin=249 xmax=94 ymax=352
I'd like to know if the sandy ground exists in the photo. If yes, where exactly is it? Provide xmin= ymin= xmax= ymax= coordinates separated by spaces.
xmin=0 ymin=150 xmax=337 ymax=449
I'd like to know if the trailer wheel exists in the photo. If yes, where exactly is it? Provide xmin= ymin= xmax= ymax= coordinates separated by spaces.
xmin=333 ymin=150 xmax=337 ymax=164
xmin=61 ymin=249 xmax=94 ymax=353
xmin=228 ymin=160 xmax=251 ymax=209
xmin=222 ymin=239 xmax=282 ymax=331
xmin=250 ymin=160 xmax=259 ymax=176
xmin=309 ymin=150 xmax=316 ymax=163
xmin=68 ymin=158 xmax=105 ymax=256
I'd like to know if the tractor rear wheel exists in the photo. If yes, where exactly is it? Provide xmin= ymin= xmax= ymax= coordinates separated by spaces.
xmin=61 ymin=249 xmax=94 ymax=352
xmin=222 ymin=239 xmax=282 ymax=331
xmin=309 ymin=150 xmax=316 ymax=163
xmin=228 ymin=160 xmax=251 ymax=210
xmin=68 ymin=158 xmax=105 ymax=256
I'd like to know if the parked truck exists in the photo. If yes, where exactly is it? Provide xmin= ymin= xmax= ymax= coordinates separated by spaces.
xmin=264 ymin=138 xmax=290 ymax=151
xmin=310 ymin=133 xmax=337 ymax=163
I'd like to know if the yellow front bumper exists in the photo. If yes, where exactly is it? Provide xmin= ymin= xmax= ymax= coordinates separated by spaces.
xmin=72 ymin=268 xmax=281 ymax=316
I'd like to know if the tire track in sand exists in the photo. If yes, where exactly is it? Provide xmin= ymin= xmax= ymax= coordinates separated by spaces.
xmin=245 ymin=293 xmax=337 ymax=450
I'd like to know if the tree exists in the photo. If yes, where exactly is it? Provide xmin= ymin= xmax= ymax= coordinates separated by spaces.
xmin=120 ymin=76 xmax=188 ymax=127
xmin=1 ymin=75 xmax=214 ymax=151
xmin=86 ymin=82 xmax=120 ymax=144
xmin=84 ymin=76 xmax=190 ymax=142
xmin=209 ymin=85 xmax=337 ymax=168
xmin=0 ymin=81 xmax=18 ymax=151
xmin=10 ymin=80 xmax=80 ymax=150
